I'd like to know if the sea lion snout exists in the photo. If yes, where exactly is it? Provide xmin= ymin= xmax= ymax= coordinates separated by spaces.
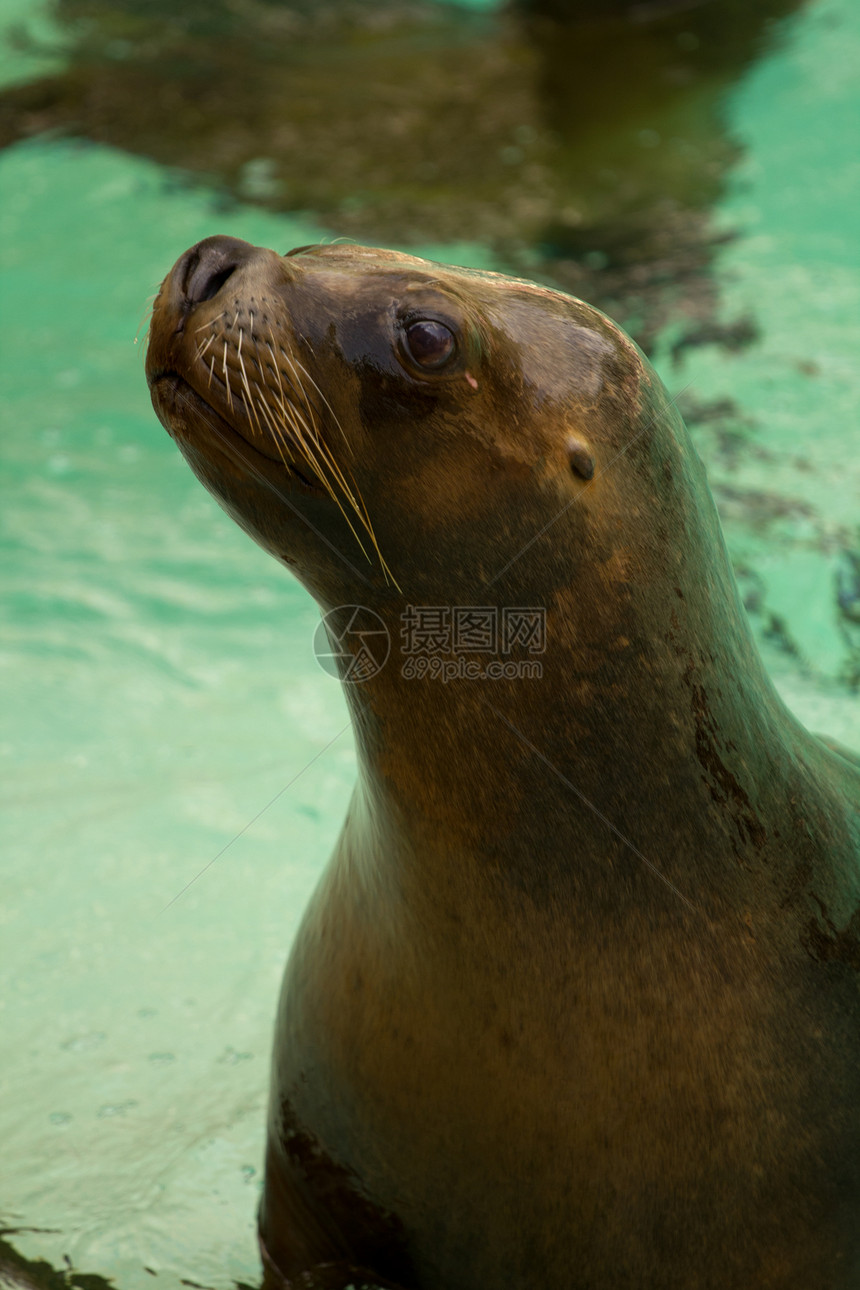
xmin=162 ymin=234 xmax=288 ymax=322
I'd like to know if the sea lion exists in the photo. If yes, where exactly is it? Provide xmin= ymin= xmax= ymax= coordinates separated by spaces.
xmin=146 ymin=237 xmax=860 ymax=1290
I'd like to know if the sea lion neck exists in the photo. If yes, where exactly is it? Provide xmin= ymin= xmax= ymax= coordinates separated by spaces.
xmin=333 ymin=542 xmax=800 ymax=916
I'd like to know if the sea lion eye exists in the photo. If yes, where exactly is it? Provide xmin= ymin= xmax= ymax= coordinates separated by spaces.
xmin=404 ymin=319 xmax=457 ymax=369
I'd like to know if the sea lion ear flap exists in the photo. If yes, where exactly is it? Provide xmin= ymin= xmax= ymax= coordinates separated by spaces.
xmin=565 ymin=436 xmax=596 ymax=481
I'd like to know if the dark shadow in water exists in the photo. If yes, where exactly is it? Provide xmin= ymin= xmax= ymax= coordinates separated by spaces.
xmin=0 ymin=1231 xmax=117 ymax=1290
xmin=0 ymin=1229 xmax=259 ymax=1290
xmin=1 ymin=0 xmax=806 ymax=350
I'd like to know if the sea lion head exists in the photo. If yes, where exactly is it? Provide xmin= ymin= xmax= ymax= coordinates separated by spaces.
xmin=146 ymin=238 xmax=720 ymax=621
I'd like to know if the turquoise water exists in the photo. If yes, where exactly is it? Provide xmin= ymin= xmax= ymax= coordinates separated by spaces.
xmin=1 ymin=145 xmax=352 ymax=1285
xmin=1 ymin=0 xmax=858 ymax=1286
xmin=656 ymin=0 xmax=860 ymax=692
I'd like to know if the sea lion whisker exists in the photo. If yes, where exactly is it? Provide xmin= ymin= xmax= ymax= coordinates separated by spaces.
xmin=256 ymin=385 xmax=308 ymax=470
xmin=271 ymin=401 xmax=360 ymax=513
xmin=268 ymin=338 xmax=320 ymax=441
xmin=255 ymin=394 xmax=298 ymax=472
xmin=195 ymin=333 xmax=216 ymax=362
xmin=312 ymin=449 xmax=371 ymax=528
xmin=268 ymin=336 xmax=386 ymax=569
xmin=193 ymin=312 xmax=225 ymax=334
xmin=281 ymin=357 xmax=319 ymax=438
xmin=169 ymin=381 xmax=373 ymax=585
xmin=288 ymin=353 xmax=350 ymax=450
xmin=287 ymin=432 xmax=374 ymax=562
xmin=266 ymin=388 xmax=310 ymax=458
xmin=236 ymin=331 xmax=264 ymax=434
xmin=222 ymin=341 xmax=234 ymax=411
xmin=263 ymin=377 xmax=314 ymax=449
xmin=312 ymin=445 xmax=379 ymax=541
xmin=208 ymin=355 xmax=216 ymax=388
xmin=282 ymin=389 xmax=317 ymax=445
xmin=261 ymin=344 xmax=306 ymax=462
xmin=256 ymin=388 xmax=330 ymax=483
xmin=264 ymin=340 xmax=288 ymax=404
xmin=288 ymin=417 xmax=388 ymax=574
xmin=262 ymin=338 xmax=358 ymax=497
xmin=135 ymin=325 xmax=152 ymax=362
xmin=277 ymin=343 xmax=321 ymax=411
xmin=134 ymin=303 xmax=155 ymax=348
xmin=254 ymin=388 xmax=381 ymax=567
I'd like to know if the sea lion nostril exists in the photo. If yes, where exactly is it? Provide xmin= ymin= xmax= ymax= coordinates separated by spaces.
xmin=185 ymin=250 xmax=239 ymax=306
xmin=180 ymin=235 xmax=257 ymax=307
xmin=197 ymin=263 xmax=236 ymax=303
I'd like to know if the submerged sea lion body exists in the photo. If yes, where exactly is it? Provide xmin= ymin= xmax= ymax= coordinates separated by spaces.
xmin=146 ymin=238 xmax=860 ymax=1289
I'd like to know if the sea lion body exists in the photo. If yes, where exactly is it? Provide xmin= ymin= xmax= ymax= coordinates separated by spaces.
xmin=146 ymin=239 xmax=860 ymax=1289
